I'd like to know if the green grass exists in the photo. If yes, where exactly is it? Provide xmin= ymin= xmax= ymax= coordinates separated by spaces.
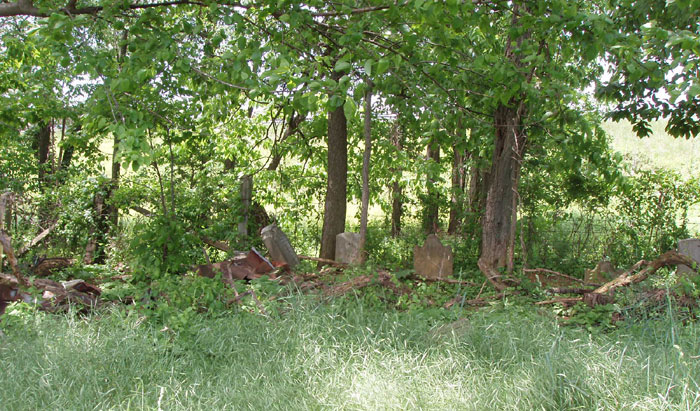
xmin=1 ymin=298 xmax=699 ymax=410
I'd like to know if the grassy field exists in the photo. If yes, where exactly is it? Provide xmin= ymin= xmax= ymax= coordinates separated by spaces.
xmin=1 ymin=297 xmax=699 ymax=410
xmin=604 ymin=120 xmax=700 ymax=179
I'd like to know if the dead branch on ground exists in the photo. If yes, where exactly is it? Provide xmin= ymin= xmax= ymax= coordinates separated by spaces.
xmin=523 ymin=268 xmax=586 ymax=285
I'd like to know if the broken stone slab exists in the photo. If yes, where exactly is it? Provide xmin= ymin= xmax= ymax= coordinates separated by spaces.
xmin=261 ymin=224 xmax=299 ymax=267
xmin=678 ymin=238 xmax=700 ymax=275
xmin=335 ymin=232 xmax=362 ymax=265
xmin=413 ymin=234 xmax=453 ymax=280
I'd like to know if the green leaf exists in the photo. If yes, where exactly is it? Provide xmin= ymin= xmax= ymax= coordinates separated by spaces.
xmin=364 ymin=59 xmax=373 ymax=76
xmin=343 ymin=99 xmax=356 ymax=118
xmin=334 ymin=61 xmax=351 ymax=73
xmin=376 ymin=58 xmax=390 ymax=75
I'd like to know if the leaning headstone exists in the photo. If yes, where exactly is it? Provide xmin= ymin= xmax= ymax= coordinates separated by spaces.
xmin=413 ymin=234 xmax=453 ymax=280
xmin=335 ymin=232 xmax=362 ymax=265
xmin=678 ymin=238 xmax=700 ymax=275
xmin=261 ymin=224 xmax=299 ymax=267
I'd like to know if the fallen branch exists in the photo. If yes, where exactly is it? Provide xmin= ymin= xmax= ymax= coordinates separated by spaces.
xmin=535 ymin=297 xmax=582 ymax=306
xmin=200 ymin=236 xmax=232 ymax=252
xmin=477 ymin=258 xmax=509 ymax=292
xmin=592 ymin=250 xmax=695 ymax=294
xmin=131 ymin=206 xmax=155 ymax=217
xmin=16 ymin=223 xmax=57 ymax=257
xmin=408 ymin=275 xmax=478 ymax=287
xmin=299 ymin=255 xmax=347 ymax=268
xmin=545 ymin=287 xmax=596 ymax=295
xmin=324 ymin=271 xmax=409 ymax=297
xmin=0 ymin=230 xmax=28 ymax=286
xmin=523 ymin=268 xmax=586 ymax=285
xmin=537 ymin=251 xmax=697 ymax=307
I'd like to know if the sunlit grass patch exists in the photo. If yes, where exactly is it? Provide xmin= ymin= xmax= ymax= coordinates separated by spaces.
xmin=1 ymin=299 xmax=699 ymax=410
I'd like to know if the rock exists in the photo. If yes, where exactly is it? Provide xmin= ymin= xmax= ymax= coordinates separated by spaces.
xmin=335 ymin=232 xmax=362 ymax=265
xmin=678 ymin=238 xmax=700 ymax=275
xmin=261 ymin=224 xmax=299 ymax=267
xmin=413 ymin=234 xmax=453 ymax=280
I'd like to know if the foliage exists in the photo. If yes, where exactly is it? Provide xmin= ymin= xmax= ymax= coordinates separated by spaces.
xmin=609 ymin=168 xmax=700 ymax=265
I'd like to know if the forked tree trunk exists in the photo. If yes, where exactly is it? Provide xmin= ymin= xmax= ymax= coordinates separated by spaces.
xmin=390 ymin=120 xmax=403 ymax=237
xmin=478 ymin=104 xmax=526 ymax=291
xmin=319 ymin=72 xmax=348 ymax=261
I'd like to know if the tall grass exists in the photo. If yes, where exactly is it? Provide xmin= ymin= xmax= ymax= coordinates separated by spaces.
xmin=1 ymin=297 xmax=698 ymax=410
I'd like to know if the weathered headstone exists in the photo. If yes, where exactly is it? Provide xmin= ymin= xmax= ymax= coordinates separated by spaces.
xmin=238 ymin=175 xmax=253 ymax=237
xmin=584 ymin=260 xmax=618 ymax=285
xmin=413 ymin=234 xmax=453 ymax=280
xmin=335 ymin=232 xmax=362 ymax=265
xmin=678 ymin=238 xmax=700 ymax=275
xmin=261 ymin=224 xmax=299 ymax=267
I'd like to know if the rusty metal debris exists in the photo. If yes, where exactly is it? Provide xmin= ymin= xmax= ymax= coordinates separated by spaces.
xmin=195 ymin=248 xmax=279 ymax=285
xmin=0 ymin=273 xmax=101 ymax=315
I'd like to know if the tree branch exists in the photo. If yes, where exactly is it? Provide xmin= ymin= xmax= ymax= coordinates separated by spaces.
xmin=0 ymin=0 xmax=206 ymax=18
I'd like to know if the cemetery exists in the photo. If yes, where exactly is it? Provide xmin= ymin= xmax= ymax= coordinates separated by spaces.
xmin=1 ymin=1 xmax=700 ymax=409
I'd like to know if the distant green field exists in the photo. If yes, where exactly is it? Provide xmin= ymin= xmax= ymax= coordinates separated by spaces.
xmin=604 ymin=119 xmax=700 ymax=234
xmin=604 ymin=119 xmax=700 ymax=179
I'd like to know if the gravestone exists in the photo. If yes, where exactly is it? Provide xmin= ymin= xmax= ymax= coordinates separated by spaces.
xmin=261 ymin=224 xmax=299 ymax=267
xmin=413 ymin=234 xmax=453 ymax=280
xmin=584 ymin=260 xmax=618 ymax=285
xmin=678 ymin=238 xmax=700 ymax=275
xmin=335 ymin=232 xmax=362 ymax=265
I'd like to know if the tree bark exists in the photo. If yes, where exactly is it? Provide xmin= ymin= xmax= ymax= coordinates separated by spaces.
xmin=422 ymin=139 xmax=440 ymax=234
xmin=358 ymin=83 xmax=372 ymax=263
xmin=390 ymin=120 xmax=403 ymax=237
xmin=477 ymin=104 xmax=526 ymax=291
xmin=318 ymin=72 xmax=348 ymax=261
xmin=34 ymin=122 xmax=51 ymax=186
xmin=467 ymin=163 xmax=487 ymax=224
xmin=448 ymin=142 xmax=466 ymax=235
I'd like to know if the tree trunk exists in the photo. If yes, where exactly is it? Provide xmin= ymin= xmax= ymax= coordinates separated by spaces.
xmin=390 ymin=120 xmax=403 ymax=237
xmin=106 ymin=30 xmax=128 ymax=230
xmin=358 ymin=83 xmax=372 ymax=263
xmin=448 ymin=143 xmax=466 ymax=235
xmin=268 ymin=111 xmax=304 ymax=172
xmin=318 ymin=73 xmax=348 ymax=261
xmin=477 ymin=104 xmax=526 ymax=291
xmin=34 ymin=122 xmax=51 ymax=186
xmin=468 ymin=163 xmax=487 ymax=223
xmin=422 ymin=139 xmax=440 ymax=234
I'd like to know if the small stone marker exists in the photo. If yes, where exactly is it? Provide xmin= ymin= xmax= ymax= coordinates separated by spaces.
xmin=678 ymin=238 xmax=700 ymax=275
xmin=261 ymin=223 xmax=299 ymax=267
xmin=335 ymin=232 xmax=362 ymax=265
xmin=413 ymin=234 xmax=453 ymax=280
